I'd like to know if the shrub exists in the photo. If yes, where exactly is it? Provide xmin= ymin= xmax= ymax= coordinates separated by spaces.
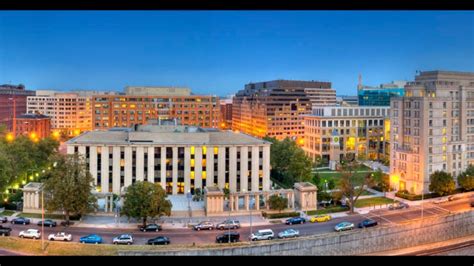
xmin=261 ymin=211 xmax=300 ymax=219
xmin=305 ymin=206 xmax=349 ymax=216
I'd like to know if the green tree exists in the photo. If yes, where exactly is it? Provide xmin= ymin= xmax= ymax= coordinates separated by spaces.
xmin=458 ymin=165 xmax=474 ymax=191
xmin=429 ymin=171 xmax=455 ymax=196
xmin=121 ymin=181 xmax=172 ymax=227
xmin=372 ymin=169 xmax=390 ymax=194
xmin=264 ymin=137 xmax=314 ymax=186
xmin=337 ymin=160 xmax=376 ymax=213
xmin=43 ymin=153 xmax=97 ymax=223
xmin=268 ymin=194 xmax=288 ymax=213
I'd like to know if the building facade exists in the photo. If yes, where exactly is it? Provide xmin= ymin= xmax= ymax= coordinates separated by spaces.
xmin=0 ymin=84 xmax=35 ymax=132
xmin=358 ymin=80 xmax=406 ymax=106
xmin=92 ymin=94 xmax=220 ymax=130
xmin=219 ymin=98 xmax=233 ymax=129
xmin=27 ymin=90 xmax=94 ymax=137
xmin=15 ymin=114 xmax=52 ymax=140
xmin=66 ymin=125 xmax=271 ymax=195
xmin=232 ymin=80 xmax=335 ymax=141
xmin=390 ymin=71 xmax=474 ymax=195
xmin=303 ymin=106 xmax=390 ymax=164
xmin=125 ymin=86 xmax=191 ymax=96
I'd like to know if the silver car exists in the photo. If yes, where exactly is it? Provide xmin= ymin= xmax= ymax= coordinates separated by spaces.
xmin=193 ymin=221 xmax=215 ymax=231
xmin=112 ymin=234 xmax=133 ymax=245
xmin=278 ymin=228 xmax=300 ymax=239
xmin=216 ymin=220 xmax=240 ymax=230
xmin=249 ymin=229 xmax=274 ymax=241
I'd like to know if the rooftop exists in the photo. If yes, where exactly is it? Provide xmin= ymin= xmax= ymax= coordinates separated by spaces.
xmin=17 ymin=113 xmax=51 ymax=119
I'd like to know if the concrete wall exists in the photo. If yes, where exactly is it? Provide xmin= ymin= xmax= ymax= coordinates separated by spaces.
xmin=120 ymin=210 xmax=474 ymax=256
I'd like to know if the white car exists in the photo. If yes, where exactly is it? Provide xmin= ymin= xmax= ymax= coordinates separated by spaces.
xmin=48 ymin=232 xmax=72 ymax=241
xmin=249 ymin=229 xmax=274 ymax=241
xmin=19 ymin=229 xmax=41 ymax=239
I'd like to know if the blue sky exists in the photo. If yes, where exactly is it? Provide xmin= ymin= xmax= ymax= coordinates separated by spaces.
xmin=0 ymin=11 xmax=473 ymax=96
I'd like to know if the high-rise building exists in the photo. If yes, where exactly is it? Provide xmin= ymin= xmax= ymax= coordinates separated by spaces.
xmin=0 ymin=84 xmax=35 ymax=132
xmin=390 ymin=70 xmax=474 ymax=195
xmin=66 ymin=124 xmax=271 ymax=195
xmin=303 ymin=106 xmax=390 ymax=166
xmin=15 ymin=113 xmax=52 ymax=140
xmin=92 ymin=94 xmax=220 ymax=130
xmin=124 ymin=86 xmax=191 ymax=96
xmin=219 ymin=97 xmax=233 ymax=129
xmin=358 ymin=80 xmax=406 ymax=106
xmin=27 ymin=90 xmax=94 ymax=137
xmin=232 ymin=80 xmax=335 ymax=141
xmin=336 ymin=95 xmax=359 ymax=106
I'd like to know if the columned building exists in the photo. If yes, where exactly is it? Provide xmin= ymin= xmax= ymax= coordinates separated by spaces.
xmin=390 ymin=71 xmax=474 ymax=195
xmin=303 ymin=106 xmax=390 ymax=164
xmin=66 ymin=124 xmax=271 ymax=195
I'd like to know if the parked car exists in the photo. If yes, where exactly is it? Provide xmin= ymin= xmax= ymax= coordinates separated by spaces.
xmin=79 ymin=234 xmax=103 ymax=244
xmin=139 ymin=223 xmax=162 ymax=232
xmin=0 ymin=216 xmax=8 ymax=223
xmin=285 ymin=217 xmax=306 ymax=225
xmin=113 ymin=234 xmax=134 ymax=245
xmin=448 ymin=195 xmax=460 ymax=202
xmin=277 ymin=228 xmax=300 ymax=239
xmin=216 ymin=231 xmax=240 ymax=243
xmin=216 ymin=220 xmax=240 ymax=230
xmin=60 ymin=220 xmax=74 ymax=227
xmin=388 ymin=202 xmax=409 ymax=210
xmin=358 ymin=219 xmax=378 ymax=228
xmin=334 ymin=222 xmax=354 ymax=232
xmin=11 ymin=217 xmax=31 ymax=225
xmin=193 ymin=221 xmax=215 ymax=231
xmin=48 ymin=232 xmax=72 ymax=241
xmin=147 ymin=236 xmax=170 ymax=245
xmin=310 ymin=214 xmax=332 ymax=223
xmin=433 ymin=197 xmax=449 ymax=204
xmin=249 ymin=229 xmax=275 ymax=241
xmin=19 ymin=229 xmax=41 ymax=239
xmin=37 ymin=219 xmax=57 ymax=227
xmin=0 ymin=225 xmax=12 ymax=236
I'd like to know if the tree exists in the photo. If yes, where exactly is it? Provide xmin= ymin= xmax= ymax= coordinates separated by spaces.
xmin=264 ymin=137 xmax=314 ymax=186
xmin=336 ymin=160 xmax=376 ymax=213
xmin=43 ymin=153 xmax=97 ymax=224
xmin=268 ymin=194 xmax=288 ymax=213
xmin=458 ymin=165 xmax=474 ymax=191
xmin=372 ymin=169 xmax=390 ymax=194
xmin=429 ymin=171 xmax=455 ymax=196
xmin=121 ymin=181 xmax=172 ymax=227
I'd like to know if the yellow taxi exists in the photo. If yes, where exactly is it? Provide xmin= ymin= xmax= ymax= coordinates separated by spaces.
xmin=310 ymin=214 xmax=332 ymax=223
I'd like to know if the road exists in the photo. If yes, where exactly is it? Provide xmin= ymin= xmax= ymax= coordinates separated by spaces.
xmin=1 ymin=197 xmax=472 ymax=246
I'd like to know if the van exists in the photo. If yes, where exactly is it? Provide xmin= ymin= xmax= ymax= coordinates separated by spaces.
xmin=249 ymin=229 xmax=274 ymax=241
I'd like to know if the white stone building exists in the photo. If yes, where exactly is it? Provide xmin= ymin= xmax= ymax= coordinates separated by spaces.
xmin=66 ymin=125 xmax=271 ymax=196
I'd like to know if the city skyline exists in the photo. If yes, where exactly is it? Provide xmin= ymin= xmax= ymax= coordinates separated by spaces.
xmin=1 ymin=11 xmax=474 ymax=96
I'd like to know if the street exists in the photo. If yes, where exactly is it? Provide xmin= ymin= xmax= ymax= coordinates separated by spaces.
xmin=2 ymin=198 xmax=472 ymax=246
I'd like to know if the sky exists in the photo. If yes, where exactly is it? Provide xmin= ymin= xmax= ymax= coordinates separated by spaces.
xmin=0 ymin=11 xmax=473 ymax=96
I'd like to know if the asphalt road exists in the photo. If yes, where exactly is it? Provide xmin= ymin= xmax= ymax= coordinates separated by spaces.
xmin=1 ymin=198 xmax=472 ymax=246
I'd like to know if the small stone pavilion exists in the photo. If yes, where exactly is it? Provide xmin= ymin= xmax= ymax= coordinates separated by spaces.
xmin=22 ymin=182 xmax=43 ymax=214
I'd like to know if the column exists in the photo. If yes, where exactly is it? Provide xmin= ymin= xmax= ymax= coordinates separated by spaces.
xmin=287 ymin=192 xmax=291 ymax=209
xmin=89 ymin=146 xmax=98 ymax=185
xmin=172 ymin=146 xmax=178 ymax=195
xmin=240 ymin=146 xmax=248 ymax=192
xmin=245 ymin=194 xmax=249 ymax=211
xmin=147 ymin=147 xmax=155 ymax=183
xmin=34 ymin=193 xmax=39 ymax=209
xmin=218 ymin=146 xmax=226 ymax=189
xmin=124 ymin=146 xmax=133 ymax=187
xmin=206 ymin=145 xmax=214 ymax=186
xmin=195 ymin=147 xmax=203 ymax=190
xmin=184 ymin=147 xmax=191 ymax=194
xmin=251 ymin=146 xmax=259 ymax=192
xmin=78 ymin=146 xmax=86 ymax=158
xmin=101 ymin=147 xmax=109 ymax=193
xmin=255 ymin=194 xmax=260 ymax=210
xmin=262 ymin=145 xmax=271 ymax=191
xmin=229 ymin=146 xmax=237 ymax=193
xmin=104 ymin=195 xmax=109 ymax=213
xmin=66 ymin=145 xmax=74 ymax=154
xmin=136 ymin=146 xmax=144 ymax=182
xmin=160 ymin=147 xmax=166 ymax=190
xmin=229 ymin=195 xmax=234 ymax=211
xmin=112 ymin=146 xmax=121 ymax=194
xmin=235 ymin=195 xmax=239 ymax=211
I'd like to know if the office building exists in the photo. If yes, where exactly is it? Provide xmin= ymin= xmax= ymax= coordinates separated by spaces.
xmin=232 ymin=80 xmax=335 ymax=141
xmin=390 ymin=70 xmax=474 ymax=195
xmin=219 ymin=97 xmax=233 ymax=129
xmin=358 ymin=80 xmax=406 ymax=106
xmin=303 ymin=106 xmax=390 ymax=167
xmin=66 ymin=124 xmax=271 ymax=195
xmin=0 ymin=84 xmax=35 ymax=132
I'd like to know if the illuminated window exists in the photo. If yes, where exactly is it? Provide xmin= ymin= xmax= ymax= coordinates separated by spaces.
xmin=120 ymin=159 xmax=125 ymax=167
xmin=191 ymin=159 xmax=195 ymax=167
xmin=202 ymin=171 xmax=207 ymax=179
xmin=442 ymin=146 xmax=446 ymax=152
xmin=202 ymin=146 xmax=207 ymax=154
xmin=442 ymin=128 xmax=446 ymax=135
xmin=191 ymin=146 xmax=195 ymax=155
xmin=214 ymin=147 xmax=218 ymax=155
xmin=190 ymin=171 xmax=195 ymax=179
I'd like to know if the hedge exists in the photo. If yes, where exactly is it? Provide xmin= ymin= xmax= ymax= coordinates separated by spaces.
xmin=262 ymin=211 xmax=300 ymax=219
xmin=305 ymin=206 xmax=349 ymax=216
xmin=395 ymin=188 xmax=465 ymax=201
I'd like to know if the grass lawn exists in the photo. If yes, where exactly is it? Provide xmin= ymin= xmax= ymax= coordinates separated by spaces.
xmin=0 ymin=237 xmax=247 ymax=256
xmin=0 ymin=210 xmax=16 ymax=216
xmin=360 ymin=190 xmax=375 ymax=196
xmin=354 ymin=197 xmax=397 ymax=208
